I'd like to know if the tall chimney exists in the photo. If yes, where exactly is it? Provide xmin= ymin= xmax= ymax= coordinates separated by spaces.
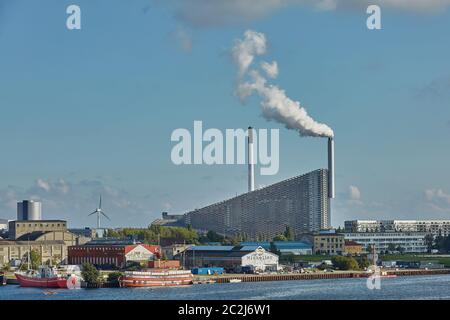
xmin=328 ymin=137 xmax=335 ymax=199
xmin=248 ymin=127 xmax=255 ymax=192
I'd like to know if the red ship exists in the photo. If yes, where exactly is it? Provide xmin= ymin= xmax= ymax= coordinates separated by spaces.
xmin=15 ymin=266 xmax=73 ymax=289
xmin=119 ymin=269 xmax=193 ymax=288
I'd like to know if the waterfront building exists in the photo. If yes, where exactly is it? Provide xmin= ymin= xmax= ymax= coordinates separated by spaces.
xmin=344 ymin=232 xmax=427 ymax=253
xmin=68 ymin=240 xmax=161 ymax=269
xmin=69 ymin=227 xmax=97 ymax=239
xmin=0 ymin=219 xmax=8 ymax=231
xmin=183 ymin=169 xmax=330 ymax=241
xmin=148 ymin=260 xmax=181 ymax=269
xmin=162 ymin=244 xmax=191 ymax=260
xmin=344 ymin=220 xmax=450 ymax=238
xmin=0 ymin=240 xmax=66 ymax=266
xmin=0 ymin=220 xmax=90 ymax=267
xmin=180 ymin=245 xmax=279 ymax=271
xmin=150 ymin=212 xmax=185 ymax=228
xmin=300 ymin=230 xmax=345 ymax=255
xmin=344 ymin=240 xmax=364 ymax=255
xmin=8 ymin=220 xmax=68 ymax=240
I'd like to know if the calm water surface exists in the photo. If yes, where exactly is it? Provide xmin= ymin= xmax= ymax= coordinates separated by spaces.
xmin=1 ymin=275 xmax=450 ymax=300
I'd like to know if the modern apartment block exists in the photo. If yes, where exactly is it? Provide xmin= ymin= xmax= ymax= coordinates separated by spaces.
xmin=344 ymin=232 xmax=427 ymax=253
xmin=184 ymin=169 xmax=331 ymax=241
xmin=344 ymin=220 xmax=450 ymax=238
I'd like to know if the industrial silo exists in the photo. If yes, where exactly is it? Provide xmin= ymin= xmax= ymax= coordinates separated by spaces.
xmin=17 ymin=200 xmax=42 ymax=221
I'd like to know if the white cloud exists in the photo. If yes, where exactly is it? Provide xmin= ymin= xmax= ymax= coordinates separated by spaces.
xmin=260 ymin=61 xmax=278 ymax=79
xmin=158 ymin=0 xmax=450 ymax=27
xmin=36 ymin=179 xmax=51 ymax=192
xmin=349 ymin=185 xmax=361 ymax=201
xmin=425 ymin=188 xmax=450 ymax=203
xmin=424 ymin=188 xmax=450 ymax=214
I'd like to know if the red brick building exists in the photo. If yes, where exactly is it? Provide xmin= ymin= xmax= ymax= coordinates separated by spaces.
xmin=68 ymin=241 xmax=161 ymax=269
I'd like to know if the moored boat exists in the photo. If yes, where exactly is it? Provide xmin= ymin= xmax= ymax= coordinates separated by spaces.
xmin=119 ymin=269 xmax=193 ymax=288
xmin=15 ymin=266 xmax=71 ymax=289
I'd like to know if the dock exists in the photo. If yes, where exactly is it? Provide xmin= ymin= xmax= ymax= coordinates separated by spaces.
xmin=195 ymin=268 xmax=450 ymax=284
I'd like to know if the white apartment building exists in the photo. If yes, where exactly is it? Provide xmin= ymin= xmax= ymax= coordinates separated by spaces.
xmin=344 ymin=220 xmax=450 ymax=238
xmin=344 ymin=232 xmax=427 ymax=253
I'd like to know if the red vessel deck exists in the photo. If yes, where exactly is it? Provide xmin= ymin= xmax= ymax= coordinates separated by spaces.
xmin=15 ymin=273 xmax=68 ymax=288
xmin=119 ymin=269 xmax=193 ymax=288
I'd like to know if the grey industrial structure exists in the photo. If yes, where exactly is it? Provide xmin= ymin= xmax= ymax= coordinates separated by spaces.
xmin=184 ymin=169 xmax=331 ymax=240
xmin=150 ymin=134 xmax=335 ymax=241
xmin=17 ymin=200 xmax=42 ymax=221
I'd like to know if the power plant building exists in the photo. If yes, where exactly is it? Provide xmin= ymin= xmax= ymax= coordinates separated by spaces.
xmin=184 ymin=169 xmax=331 ymax=240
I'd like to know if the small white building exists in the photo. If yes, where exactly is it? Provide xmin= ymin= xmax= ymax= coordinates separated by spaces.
xmin=241 ymin=247 xmax=279 ymax=271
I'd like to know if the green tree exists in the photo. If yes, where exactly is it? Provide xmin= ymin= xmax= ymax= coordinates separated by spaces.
xmin=396 ymin=245 xmax=405 ymax=254
xmin=206 ymin=230 xmax=224 ymax=243
xmin=273 ymin=234 xmax=287 ymax=241
xmin=331 ymin=256 xmax=360 ymax=271
xmin=1 ymin=262 xmax=11 ymax=272
xmin=82 ymin=263 xmax=103 ymax=286
xmin=424 ymin=234 xmax=434 ymax=253
xmin=283 ymin=226 xmax=294 ymax=241
xmin=106 ymin=229 xmax=120 ymax=238
xmin=355 ymin=256 xmax=370 ymax=269
xmin=269 ymin=242 xmax=281 ymax=256
xmin=20 ymin=249 xmax=41 ymax=270
xmin=387 ymin=243 xmax=396 ymax=253
xmin=107 ymin=271 xmax=123 ymax=284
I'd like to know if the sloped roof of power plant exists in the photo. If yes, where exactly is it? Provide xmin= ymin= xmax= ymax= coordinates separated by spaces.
xmin=16 ymin=231 xmax=48 ymax=241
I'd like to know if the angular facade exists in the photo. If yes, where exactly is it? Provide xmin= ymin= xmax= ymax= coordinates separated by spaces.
xmin=184 ymin=169 xmax=330 ymax=241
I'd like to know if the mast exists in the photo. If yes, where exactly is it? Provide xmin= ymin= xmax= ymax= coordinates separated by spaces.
xmin=27 ymin=236 xmax=30 ymax=270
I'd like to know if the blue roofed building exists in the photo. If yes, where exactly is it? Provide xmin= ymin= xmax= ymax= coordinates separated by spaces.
xmin=178 ymin=245 xmax=279 ymax=272
xmin=240 ymin=241 xmax=313 ymax=255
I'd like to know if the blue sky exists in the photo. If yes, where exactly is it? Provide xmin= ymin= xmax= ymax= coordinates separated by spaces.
xmin=0 ymin=0 xmax=449 ymax=228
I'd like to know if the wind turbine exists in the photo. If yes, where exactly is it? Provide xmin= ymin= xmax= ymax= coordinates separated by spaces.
xmin=88 ymin=195 xmax=110 ymax=229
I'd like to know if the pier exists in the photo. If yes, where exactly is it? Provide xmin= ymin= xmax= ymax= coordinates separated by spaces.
xmin=196 ymin=268 xmax=450 ymax=284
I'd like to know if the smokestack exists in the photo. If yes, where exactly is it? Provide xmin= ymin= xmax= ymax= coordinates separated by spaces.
xmin=328 ymin=137 xmax=335 ymax=199
xmin=248 ymin=126 xmax=255 ymax=192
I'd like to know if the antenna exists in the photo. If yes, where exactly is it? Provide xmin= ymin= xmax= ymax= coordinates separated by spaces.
xmin=88 ymin=195 xmax=111 ymax=229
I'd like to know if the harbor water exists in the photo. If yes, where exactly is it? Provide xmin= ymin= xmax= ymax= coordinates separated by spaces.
xmin=1 ymin=274 xmax=450 ymax=300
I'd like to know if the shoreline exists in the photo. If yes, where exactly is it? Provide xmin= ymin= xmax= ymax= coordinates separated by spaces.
xmin=194 ymin=268 xmax=450 ymax=284
xmin=4 ymin=268 xmax=450 ymax=286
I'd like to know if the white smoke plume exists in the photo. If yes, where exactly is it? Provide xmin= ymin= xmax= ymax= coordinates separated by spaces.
xmin=260 ymin=61 xmax=278 ymax=78
xmin=232 ymin=30 xmax=334 ymax=138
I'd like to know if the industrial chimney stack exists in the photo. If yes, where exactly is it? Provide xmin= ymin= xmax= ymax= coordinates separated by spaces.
xmin=328 ymin=137 xmax=335 ymax=199
xmin=248 ymin=127 xmax=255 ymax=192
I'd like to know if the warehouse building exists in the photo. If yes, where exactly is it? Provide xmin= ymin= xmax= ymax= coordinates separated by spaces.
xmin=184 ymin=169 xmax=330 ymax=241
xmin=1 ymin=221 xmax=89 ymax=267
xmin=68 ymin=240 xmax=161 ymax=269
xmin=180 ymin=245 xmax=279 ymax=272
xmin=0 ymin=240 xmax=66 ymax=267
